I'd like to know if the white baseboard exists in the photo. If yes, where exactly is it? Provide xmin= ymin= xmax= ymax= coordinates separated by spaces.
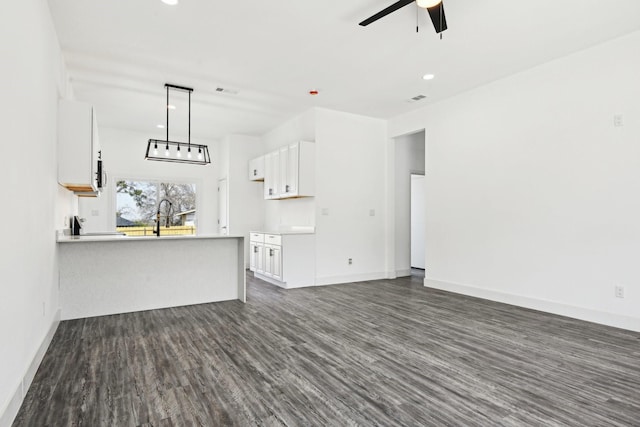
xmin=425 ymin=278 xmax=640 ymax=332
xmin=0 ymin=309 xmax=61 ymax=427
xmin=315 ymin=271 xmax=387 ymax=287
xmin=254 ymin=271 xmax=388 ymax=289
xmin=395 ymin=269 xmax=412 ymax=278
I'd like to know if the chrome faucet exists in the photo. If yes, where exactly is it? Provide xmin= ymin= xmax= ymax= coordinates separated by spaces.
xmin=153 ymin=199 xmax=173 ymax=237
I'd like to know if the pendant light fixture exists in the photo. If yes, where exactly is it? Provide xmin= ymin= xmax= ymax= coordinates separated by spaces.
xmin=416 ymin=0 xmax=442 ymax=8
xmin=145 ymin=83 xmax=211 ymax=165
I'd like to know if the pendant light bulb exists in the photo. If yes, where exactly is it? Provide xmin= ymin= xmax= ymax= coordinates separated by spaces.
xmin=177 ymin=145 xmax=181 ymax=158
xmin=153 ymin=142 xmax=158 ymax=156
xmin=197 ymin=147 xmax=203 ymax=160
xmin=165 ymin=143 xmax=170 ymax=157
xmin=187 ymin=147 xmax=192 ymax=159
xmin=416 ymin=0 xmax=442 ymax=8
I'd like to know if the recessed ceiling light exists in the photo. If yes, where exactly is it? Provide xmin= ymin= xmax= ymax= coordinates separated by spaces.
xmin=422 ymin=74 xmax=435 ymax=80
xmin=161 ymin=0 xmax=178 ymax=5
xmin=167 ymin=104 xmax=176 ymax=110
xmin=157 ymin=124 xmax=165 ymax=129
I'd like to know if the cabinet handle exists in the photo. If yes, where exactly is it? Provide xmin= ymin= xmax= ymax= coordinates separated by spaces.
xmin=269 ymin=248 xmax=273 ymax=256
xmin=269 ymin=188 xmax=273 ymax=195
xmin=254 ymin=169 xmax=257 ymax=176
xmin=253 ymin=246 xmax=258 ymax=253
xmin=285 ymin=185 xmax=290 ymax=192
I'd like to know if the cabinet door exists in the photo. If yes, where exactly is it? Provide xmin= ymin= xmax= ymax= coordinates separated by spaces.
xmin=264 ymin=152 xmax=277 ymax=199
xmin=250 ymin=243 xmax=265 ymax=272
xmin=271 ymin=246 xmax=282 ymax=280
xmin=249 ymin=156 xmax=265 ymax=181
xmin=91 ymin=108 xmax=101 ymax=190
xmin=264 ymin=246 xmax=273 ymax=276
xmin=256 ymin=244 xmax=264 ymax=273
xmin=249 ymin=243 xmax=257 ymax=271
xmin=266 ymin=150 xmax=281 ymax=199
xmin=279 ymin=146 xmax=289 ymax=196
xmin=287 ymin=142 xmax=299 ymax=196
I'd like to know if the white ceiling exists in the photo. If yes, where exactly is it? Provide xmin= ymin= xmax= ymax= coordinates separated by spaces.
xmin=47 ymin=0 xmax=640 ymax=141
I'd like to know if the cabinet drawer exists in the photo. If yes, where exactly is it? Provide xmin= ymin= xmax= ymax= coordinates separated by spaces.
xmin=264 ymin=234 xmax=282 ymax=246
xmin=250 ymin=233 xmax=264 ymax=243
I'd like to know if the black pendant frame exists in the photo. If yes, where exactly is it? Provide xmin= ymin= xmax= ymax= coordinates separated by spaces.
xmin=145 ymin=84 xmax=211 ymax=165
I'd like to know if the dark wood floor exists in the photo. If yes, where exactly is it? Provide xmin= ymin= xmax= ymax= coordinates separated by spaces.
xmin=14 ymin=271 xmax=640 ymax=426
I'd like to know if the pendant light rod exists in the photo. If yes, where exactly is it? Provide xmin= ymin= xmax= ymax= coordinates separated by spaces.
xmin=146 ymin=83 xmax=207 ymax=165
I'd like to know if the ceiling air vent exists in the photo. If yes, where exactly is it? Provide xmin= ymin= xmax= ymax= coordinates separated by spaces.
xmin=407 ymin=94 xmax=427 ymax=103
xmin=215 ymin=87 xmax=239 ymax=95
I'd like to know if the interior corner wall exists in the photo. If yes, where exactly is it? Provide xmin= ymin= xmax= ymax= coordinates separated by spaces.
xmin=389 ymin=30 xmax=640 ymax=331
xmin=262 ymin=110 xmax=317 ymax=231
xmin=0 ymin=0 xmax=72 ymax=424
xmin=78 ymin=127 xmax=220 ymax=235
xmin=314 ymin=108 xmax=388 ymax=285
xmin=394 ymin=132 xmax=426 ymax=276
xmin=225 ymin=134 xmax=265 ymax=266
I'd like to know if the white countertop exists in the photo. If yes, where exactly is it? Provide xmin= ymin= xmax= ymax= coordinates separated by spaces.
xmin=57 ymin=234 xmax=243 ymax=243
xmin=250 ymin=230 xmax=315 ymax=235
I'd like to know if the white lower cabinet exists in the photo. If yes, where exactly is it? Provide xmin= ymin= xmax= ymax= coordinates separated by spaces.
xmin=264 ymin=244 xmax=282 ymax=281
xmin=248 ymin=231 xmax=315 ymax=288
xmin=250 ymin=242 xmax=264 ymax=273
xmin=249 ymin=233 xmax=264 ymax=273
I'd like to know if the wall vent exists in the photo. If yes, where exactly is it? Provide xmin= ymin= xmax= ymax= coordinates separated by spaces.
xmin=215 ymin=87 xmax=239 ymax=95
xmin=407 ymin=94 xmax=427 ymax=103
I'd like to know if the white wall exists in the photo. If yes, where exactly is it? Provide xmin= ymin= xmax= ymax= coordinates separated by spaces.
xmin=411 ymin=175 xmax=426 ymax=269
xmin=262 ymin=110 xmax=316 ymax=231
xmin=0 ymin=0 xmax=74 ymax=424
xmin=314 ymin=108 xmax=388 ymax=284
xmin=394 ymin=132 xmax=426 ymax=276
xmin=389 ymin=31 xmax=640 ymax=331
xmin=258 ymin=107 xmax=389 ymax=284
xmin=221 ymin=134 xmax=265 ymax=266
xmin=79 ymin=127 xmax=220 ymax=235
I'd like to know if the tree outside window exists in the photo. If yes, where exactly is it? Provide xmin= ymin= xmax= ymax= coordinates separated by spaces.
xmin=116 ymin=180 xmax=196 ymax=236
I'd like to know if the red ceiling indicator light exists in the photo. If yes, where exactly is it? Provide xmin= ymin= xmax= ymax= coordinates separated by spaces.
xmin=309 ymin=90 xmax=319 ymax=96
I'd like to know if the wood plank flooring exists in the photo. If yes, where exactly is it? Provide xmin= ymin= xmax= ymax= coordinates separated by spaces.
xmin=13 ymin=271 xmax=640 ymax=426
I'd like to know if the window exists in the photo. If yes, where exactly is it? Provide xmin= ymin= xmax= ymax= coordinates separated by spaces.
xmin=116 ymin=180 xmax=197 ymax=236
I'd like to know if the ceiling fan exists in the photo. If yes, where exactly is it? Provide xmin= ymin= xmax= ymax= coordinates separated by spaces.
xmin=359 ymin=0 xmax=447 ymax=34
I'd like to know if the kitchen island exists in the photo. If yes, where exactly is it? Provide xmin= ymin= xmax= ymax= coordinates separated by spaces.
xmin=57 ymin=234 xmax=245 ymax=320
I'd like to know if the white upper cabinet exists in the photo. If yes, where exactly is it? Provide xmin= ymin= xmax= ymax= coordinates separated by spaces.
xmin=248 ymin=155 xmax=265 ymax=181
xmin=261 ymin=141 xmax=315 ymax=200
xmin=58 ymin=100 xmax=103 ymax=195
xmin=279 ymin=145 xmax=289 ymax=195
xmin=264 ymin=150 xmax=280 ymax=199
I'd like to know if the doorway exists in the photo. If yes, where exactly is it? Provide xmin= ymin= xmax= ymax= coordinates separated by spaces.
xmin=411 ymin=174 xmax=426 ymax=270
xmin=393 ymin=130 xmax=426 ymax=277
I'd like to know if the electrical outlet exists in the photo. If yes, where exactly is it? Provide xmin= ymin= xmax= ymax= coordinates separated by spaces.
xmin=614 ymin=114 xmax=624 ymax=127
xmin=615 ymin=285 xmax=625 ymax=299
xmin=348 ymin=258 xmax=353 ymax=265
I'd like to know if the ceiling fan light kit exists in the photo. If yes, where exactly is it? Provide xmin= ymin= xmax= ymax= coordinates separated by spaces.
xmin=145 ymin=84 xmax=211 ymax=165
xmin=359 ymin=0 xmax=447 ymax=34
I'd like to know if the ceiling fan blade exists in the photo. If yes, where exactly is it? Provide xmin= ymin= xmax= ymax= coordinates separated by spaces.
xmin=426 ymin=2 xmax=448 ymax=33
xmin=359 ymin=0 xmax=415 ymax=26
